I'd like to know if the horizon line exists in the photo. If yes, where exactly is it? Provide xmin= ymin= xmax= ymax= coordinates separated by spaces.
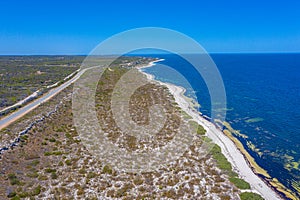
xmin=0 ymin=52 xmax=300 ymax=56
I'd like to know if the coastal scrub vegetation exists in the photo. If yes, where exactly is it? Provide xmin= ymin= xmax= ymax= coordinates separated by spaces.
xmin=210 ymin=144 xmax=232 ymax=172
xmin=0 ymin=57 xmax=260 ymax=199
xmin=208 ymin=139 xmax=252 ymax=190
xmin=8 ymin=173 xmax=21 ymax=185
xmin=206 ymin=137 xmax=267 ymax=199
xmin=239 ymin=192 xmax=264 ymax=200
xmin=188 ymin=120 xmax=206 ymax=135
xmin=197 ymin=124 xmax=206 ymax=135
xmin=229 ymin=177 xmax=251 ymax=189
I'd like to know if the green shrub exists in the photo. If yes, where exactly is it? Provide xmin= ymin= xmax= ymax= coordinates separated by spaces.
xmin=102 ymin=165 xmax=112 ymax=174
xmin=44 ymin=151 xmax=63 ymax=156
xmin=38 ymin=175 xmax=48 ymax=180
xmin=7 ymin=191 xmax=17 ymax=198
xmin=210 ymin=145 xmax=232 ymax=171
xmin=30 ymin=160 xmax=40 ymax=166
xmin=79 ymin=168 xmax=86 ymax=174
xmin=202 ymin=136 xmax=212 ymax=143
xmin=239 ymin=192 xmax=264 ymax=200
xmin=53 ymin=151 xmax=63 ymax=155
xmin=8 ymin=173 xmax=20 ymax=185
xmin=18 ymin=192 xmax=29 ymax=198
xmin=65 ymin=133 xmax=72 ymax=139
xmin=11 ymin=196 xmax=21 ymax=200
xmin=210 ymin=144 xmax=252 ymax=191
xmin=197 ymin=125 xmax=206 ymax=135
xmin=26 ymin=171 xmax=39 ymax=178
xmin=228 ymin=171 xmax=238 ymax=178
xmin=188 ymin=121 xmax=206 ymax=135
xmin=65 ymin=159 xmax=72 ymax=166
xmin=45 ymin=168 xmax=56 ymax=173
xmin=44 ymin=152 xmax=52 ymax=156
xmin=31 ymin=185 xmax=42 ymax=196
xmin=51 ymin=172 xmax=58 ymax=179
xmin=20 ymin=135 xmax=28 ymax=141
xmin=229 ymin=177 xmax=250 ymax=189
xmin=58 ymin=161 xmax=64 ymax=166
xmin=87 ymin=172 xmax=97 ymax=179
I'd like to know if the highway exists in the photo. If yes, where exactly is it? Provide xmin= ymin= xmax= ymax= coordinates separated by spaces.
xmin=0 ymin=66 xmax=99 ymax=130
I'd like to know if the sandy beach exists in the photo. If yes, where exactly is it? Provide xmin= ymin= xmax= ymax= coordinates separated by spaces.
xmin=138 ymin=60 xmax=282 ymax=200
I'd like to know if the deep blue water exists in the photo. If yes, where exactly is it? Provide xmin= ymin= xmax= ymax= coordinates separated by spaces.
xmin=141 ymin=53 xmax=300 ymax=197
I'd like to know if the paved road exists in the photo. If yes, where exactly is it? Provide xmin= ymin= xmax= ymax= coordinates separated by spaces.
xmin=0 ymin=66 xmax=99 ymax=130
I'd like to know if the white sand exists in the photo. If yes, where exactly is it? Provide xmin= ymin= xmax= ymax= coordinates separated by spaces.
xmin=138 ymin=60 xmax=282 ymax=200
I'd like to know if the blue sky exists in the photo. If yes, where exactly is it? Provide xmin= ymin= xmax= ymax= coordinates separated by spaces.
xmin=0 ymin=0 xmax=299 ymax=54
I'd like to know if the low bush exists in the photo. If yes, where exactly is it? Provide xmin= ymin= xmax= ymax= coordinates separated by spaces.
xmin=197 ymin=125 xmax=206 ymax=135
xmin=8 ymin=173 xmax=20 ymax=185
xmin=229 ymin=177 xmax=250 ymax=189
xmin=239 ymin=192 xmax=264 ymax=200
xmin=210 ymin=145 xmax=232 ymax=171
xmin=45 ymin=168 xmax=56 ymax=173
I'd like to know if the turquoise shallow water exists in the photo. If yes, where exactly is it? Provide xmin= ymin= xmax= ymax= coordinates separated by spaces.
xmin=141 ymin=53 xmax=300 ymax=198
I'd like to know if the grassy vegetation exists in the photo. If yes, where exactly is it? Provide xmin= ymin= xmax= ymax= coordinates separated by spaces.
xmin=229 ymin=177 xmax=250 ymax=189
xmin=31 ymin=185 xmax=42 ymax=196
xmin=208 ymin=140 xmax=252 ymax=190
xmin=7 ymin=185 xmax=43 ymax=199
xmin=44 ymin=168 xmax=56 ymax=173
xmin=210 ymin=145 xmax=232 ymax=171
xmin=197 ymin=124 xmax=206 ymax=135
xmin=188 ymin=121 xmax=206 ymax=135
xmin=239 ymin=192 xmax=264 ymax=200
xmin=44 ymin=151 xmax=63 ymax=156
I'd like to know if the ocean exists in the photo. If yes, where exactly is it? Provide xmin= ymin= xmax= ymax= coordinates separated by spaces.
xmin=141 ymin=53 xmax=300 ymax=198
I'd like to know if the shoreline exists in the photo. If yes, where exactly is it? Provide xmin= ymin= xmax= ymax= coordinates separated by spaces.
xmin=138 ymin=59 xmax=283 ymax=200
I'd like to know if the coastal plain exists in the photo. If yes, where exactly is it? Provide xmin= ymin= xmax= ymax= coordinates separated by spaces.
xmin=0 ymin=56 xmax=290 ymax=199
